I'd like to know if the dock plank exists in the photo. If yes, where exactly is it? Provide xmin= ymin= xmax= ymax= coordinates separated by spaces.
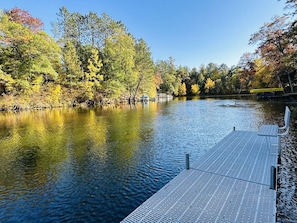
xmin=121 ymin=130 xmax=278 ymax=223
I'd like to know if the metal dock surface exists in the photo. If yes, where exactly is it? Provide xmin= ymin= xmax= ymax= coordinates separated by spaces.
xmin=121 ymin=130 xmax=278 ymax=223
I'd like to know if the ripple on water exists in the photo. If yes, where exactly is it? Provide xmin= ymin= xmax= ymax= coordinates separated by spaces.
xmin=0 ymin=100 xmax=295 ymax=222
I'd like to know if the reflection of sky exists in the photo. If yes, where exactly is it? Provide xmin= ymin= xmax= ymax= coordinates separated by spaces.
xmin=153 ymin=99 xmax=266 ymax=159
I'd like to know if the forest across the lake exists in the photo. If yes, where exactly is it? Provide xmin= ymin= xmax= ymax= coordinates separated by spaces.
xmin=1 ymin=1 xmax=297 ymax=111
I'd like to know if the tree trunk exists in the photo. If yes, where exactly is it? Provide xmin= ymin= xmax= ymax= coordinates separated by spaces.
xmin=133 ymin=74 xmax=143 ymax=101
xmin=288 ymin=73 xmax=294 ymax=93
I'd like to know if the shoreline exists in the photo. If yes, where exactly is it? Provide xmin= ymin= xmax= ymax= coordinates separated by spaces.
xmin=277 ymin=133 xmax=297 ymax=222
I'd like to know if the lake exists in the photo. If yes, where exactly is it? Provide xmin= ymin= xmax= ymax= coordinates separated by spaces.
xmin=0 ymin=96 xmax=295 ymax=222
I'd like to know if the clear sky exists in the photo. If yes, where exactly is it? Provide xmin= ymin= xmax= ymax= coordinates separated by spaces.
xmin=0 ymin=0 xmax=288 ymax=69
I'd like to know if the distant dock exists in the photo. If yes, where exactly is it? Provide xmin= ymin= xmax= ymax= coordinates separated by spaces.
xmin=121 ymin=130 xmax=278 ymax=222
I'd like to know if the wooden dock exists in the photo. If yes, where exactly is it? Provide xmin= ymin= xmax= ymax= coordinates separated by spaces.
xmin=121 ymin=130 xmax=278 ymax=223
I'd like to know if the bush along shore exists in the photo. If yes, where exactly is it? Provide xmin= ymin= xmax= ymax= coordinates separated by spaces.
xmin=0 ymin=87 xmax=142 ymax=112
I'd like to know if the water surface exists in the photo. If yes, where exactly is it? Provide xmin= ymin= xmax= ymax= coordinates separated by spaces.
xmin=0 ymin=97 xmax=291 ymax=222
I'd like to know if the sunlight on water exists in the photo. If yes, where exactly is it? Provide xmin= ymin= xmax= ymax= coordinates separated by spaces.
xmin=0 ymin=97 xmax=292 ymax=222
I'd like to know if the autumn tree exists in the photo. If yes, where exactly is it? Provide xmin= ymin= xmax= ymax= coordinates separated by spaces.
xmin=238 ymin=53 xmax=257 ymax=91
xmin=0 ymin=11 xmax=32 ymax=92
xmin=53 ymin=7 xmax=157 ymax=101
xmin=187 ymin=63 xmax=240 ymax=95
xmin=86 ymin=48 xmax=103 ymax=87
xmin=250 ymin=58 xmax=274 ymax=89
xmin=83 ymin=48 xmax=103 ymax=100
xmin=191 ymin=84 xmax=200 ymax=95
xmin=178 ymin=82 xmax=187 ymax=96
xmin=205 ymin=78 xmax=215 ymax=94
xmin=185 ymin=68 xmax=198 ymax=95
xmin=249 ymin=16 xmax=296 ymax=92
xmin=2 ymin=5 xmax=254 ymax=108
xmin=4 ymin=7 xmax=43 ymax=32
xmin=154 ymin=71 xmax=163 ymax=93
xmin=0 ymin=10 xmax=60 ymax=95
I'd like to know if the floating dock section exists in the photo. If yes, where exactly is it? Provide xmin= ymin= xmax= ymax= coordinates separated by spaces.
xmin=122 ymin=130 xmax=278 ymax=222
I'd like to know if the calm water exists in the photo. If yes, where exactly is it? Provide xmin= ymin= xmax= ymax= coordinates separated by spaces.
xmin=0 ymin=97 xmax=291 ymax=222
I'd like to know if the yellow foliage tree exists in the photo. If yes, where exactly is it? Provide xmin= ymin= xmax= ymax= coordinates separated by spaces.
xmin=191 ymin=84 xmax=200 ymax=95
xmin=31 ymin=76 xmax=43 ymax=93
xmin=48 ymin=84 xmax=61 ymax=106
xmin=178 ymin=82 xmax=187 ymax=96
xmin=84 ymin=48 xmax=103 ymax=100
xmin=251 ymin=58 xmax=273 ymax=88
xmin=205 ymin=78 xmax=215 ymax=93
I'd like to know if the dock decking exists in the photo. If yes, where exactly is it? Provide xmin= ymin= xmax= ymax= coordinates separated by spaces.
xmin=121 ymin=130 xmax=278 ymax=223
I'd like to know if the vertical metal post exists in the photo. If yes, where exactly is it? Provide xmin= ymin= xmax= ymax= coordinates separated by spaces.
xmin=185 ymin=153 xmax=190 ymax=170
xmin=270 ymin=166 xmax=276 ymax=190
xmin=278 ymin=136 xmax=281 ymax=155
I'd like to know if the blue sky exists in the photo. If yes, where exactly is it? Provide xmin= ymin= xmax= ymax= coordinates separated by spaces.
xmin=1 ymin=0 xmax=288 ymax=69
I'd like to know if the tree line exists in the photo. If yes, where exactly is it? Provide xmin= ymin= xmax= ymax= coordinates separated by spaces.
xmin=0 ymin=1 xmax=296 ymax=110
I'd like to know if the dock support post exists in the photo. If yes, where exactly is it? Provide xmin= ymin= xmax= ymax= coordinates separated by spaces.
xmin=185 ymin=153 xmax=190 ymax=170
xmin=270 ymin=166 xmax=276 ymax=190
